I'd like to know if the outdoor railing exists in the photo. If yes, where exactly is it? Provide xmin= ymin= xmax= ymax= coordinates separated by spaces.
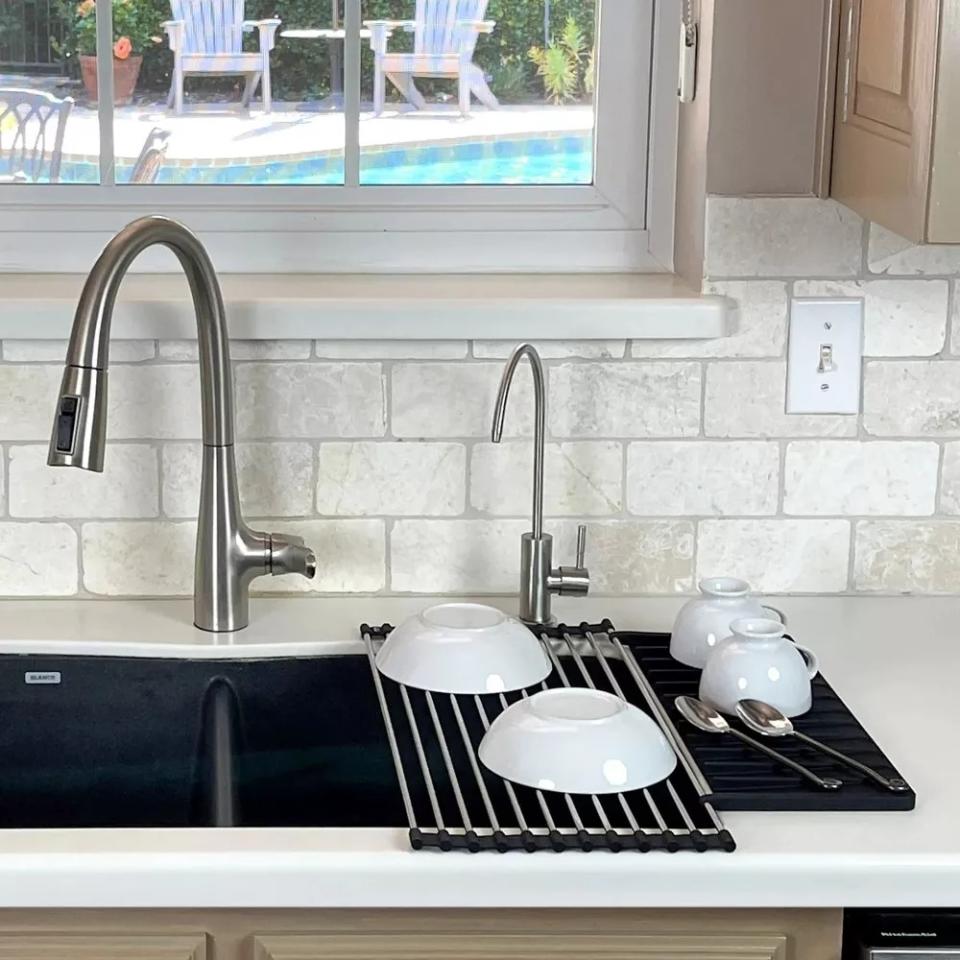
xmin=0 ymin=0 xmax=63 ymax=72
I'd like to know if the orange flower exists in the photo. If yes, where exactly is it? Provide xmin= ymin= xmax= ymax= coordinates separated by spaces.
xmin=76 ymin=0 xmax=95 ymax=16
xmin=113 ymin=36 xmax=132 ymax=60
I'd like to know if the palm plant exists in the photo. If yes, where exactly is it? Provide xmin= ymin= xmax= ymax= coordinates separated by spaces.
xmin=529 ymin=15 xmax=589 ymax=104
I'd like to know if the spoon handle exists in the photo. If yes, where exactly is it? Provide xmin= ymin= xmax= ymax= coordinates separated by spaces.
xmin=727 ymin=729 xmax=843 ymax=791
xmin=793 ymin=731 xmax=909 ymax=792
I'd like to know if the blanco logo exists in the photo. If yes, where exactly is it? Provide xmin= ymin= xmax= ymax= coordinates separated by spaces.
xmin=25 ymin=671 xmax=61 ymax=685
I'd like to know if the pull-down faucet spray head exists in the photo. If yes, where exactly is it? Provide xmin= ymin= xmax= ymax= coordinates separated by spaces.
xmin=49 ymin=365 xmax=108 ymax=471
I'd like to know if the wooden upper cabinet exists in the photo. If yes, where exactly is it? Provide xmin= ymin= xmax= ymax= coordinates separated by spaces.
xmin=831 ymin=0 xmax=960 ymax=242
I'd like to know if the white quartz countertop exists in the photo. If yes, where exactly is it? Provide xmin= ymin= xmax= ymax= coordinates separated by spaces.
xmin=0 ymin=594 xmax=955 ymax=910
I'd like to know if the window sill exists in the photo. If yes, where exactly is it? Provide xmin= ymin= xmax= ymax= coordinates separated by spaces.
xmin=1 ymin=273 xmax=728 ymax=341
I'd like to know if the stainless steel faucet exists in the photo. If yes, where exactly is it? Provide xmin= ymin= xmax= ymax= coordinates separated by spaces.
xmin=47 ymin=216 xmax=316 ymax=632
xmin=491 ymin=343 xmax=589 ymax=624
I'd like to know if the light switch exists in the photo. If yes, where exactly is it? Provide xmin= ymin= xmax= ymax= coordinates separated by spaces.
xmin=786 ymin=299 xmax=863 ymax=414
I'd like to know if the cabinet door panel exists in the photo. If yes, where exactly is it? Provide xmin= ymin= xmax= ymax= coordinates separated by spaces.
xmin=831 ymin=0 xmax=940 ymax=239
xmin=854 ymin=0 xmax=914 ymax=133
xmin=252 ymin=932 xmax=787 ymax=960
xmin=857 ymin=0 xmax=907 ymax=91
xmin=0 ymin=933 xmax=208 ymax=960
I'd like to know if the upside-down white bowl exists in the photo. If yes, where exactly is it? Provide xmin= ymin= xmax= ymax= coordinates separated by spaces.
xmin=478 ymin=688 xmax=677 ymax=794
xmin=375 ymin=602 xmax=550 ymax=695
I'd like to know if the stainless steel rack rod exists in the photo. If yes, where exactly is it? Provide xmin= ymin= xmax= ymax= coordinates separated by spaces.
xmin=610 ymin=632 xmax=726 ymax=833
xmin=536 ymin=633 xmax=633 ymax=834
xmin=362 ymin=629 xmax=417 ymax=830
xmin=580 ymin=628 xmax=703 ymax=837
xmin=425 ymin=690 xmax=474 ymax=833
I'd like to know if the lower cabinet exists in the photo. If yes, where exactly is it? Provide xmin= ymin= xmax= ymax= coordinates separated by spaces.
xmin=0 ymin=931 xmax=208 ymax=959
xmin=0 ymin=909 xmax=842 ymax=960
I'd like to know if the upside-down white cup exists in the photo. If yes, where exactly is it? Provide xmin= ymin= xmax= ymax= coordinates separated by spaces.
xmin=699 ymin=617 xmax=819 ymax=718
xmin=670 ymin=577 xmax=786 ymax=669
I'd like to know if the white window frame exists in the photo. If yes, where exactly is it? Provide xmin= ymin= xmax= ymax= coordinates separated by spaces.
xmin=0 ymin=0 xmax=680 ymax=275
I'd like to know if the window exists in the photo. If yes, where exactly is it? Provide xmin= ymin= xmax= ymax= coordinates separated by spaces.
xmin=0 ymin=1 xmax=678 ymax=273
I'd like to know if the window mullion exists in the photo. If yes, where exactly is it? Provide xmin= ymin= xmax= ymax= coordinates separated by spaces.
xmin=344 ymin=0 xmax=361 ymax=188
xmin=96 ymin=0 xmax=115 ymax=186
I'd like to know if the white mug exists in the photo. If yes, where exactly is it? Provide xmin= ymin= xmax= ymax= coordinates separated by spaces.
xmin=699 ymin=617 xmax=819 ymax=718
xmin=670 ymin=577 xmax=785 ymax=669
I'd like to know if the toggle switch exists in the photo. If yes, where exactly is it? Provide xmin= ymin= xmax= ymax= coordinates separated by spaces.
xmin=816 ymin=344 xmax=835 ymax=374
xmin=786 ymin=299 xmax=863 ymax=414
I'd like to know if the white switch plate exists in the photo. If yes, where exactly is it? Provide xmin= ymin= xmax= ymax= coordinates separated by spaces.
xmin=786 ymin=298 xmax=863 ymax=414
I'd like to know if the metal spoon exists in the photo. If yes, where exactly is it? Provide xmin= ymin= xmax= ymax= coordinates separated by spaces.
xmin=674 ymin=696 xmax=843 ymax=791
xmin=736 ymin=699 xmax=909 ymax=793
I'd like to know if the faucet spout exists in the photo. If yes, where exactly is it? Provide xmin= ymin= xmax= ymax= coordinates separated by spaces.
xmin=47 ymin=216 xmax=315 ymax=632
xmin=491 ymin=343 xmax=589 ymax=625
xmin=491 ymin=342 xmax=545 ymax=540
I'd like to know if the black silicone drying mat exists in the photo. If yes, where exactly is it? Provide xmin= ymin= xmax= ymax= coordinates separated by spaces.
xmin=619 ymin=629 xmax=915 ymax=812
xmin=362 ymin=620 xmax=736 ymax=853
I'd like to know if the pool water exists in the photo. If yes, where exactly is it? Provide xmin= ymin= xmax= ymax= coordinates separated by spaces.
xmin=56 ymin=134 xmax=593 ymax=186
xmin=361 ymin=135 xmax=592 ymax=185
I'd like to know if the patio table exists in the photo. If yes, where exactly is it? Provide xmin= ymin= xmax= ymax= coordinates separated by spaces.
xmin=280 ymin=27 xmax=372 ymax=111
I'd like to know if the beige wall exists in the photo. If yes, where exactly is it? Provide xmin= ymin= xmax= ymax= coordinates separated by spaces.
xmin=674 ymin=0 xmax=838 ymax=281
xmin=706 ymin=0 xmax=836 ymax=198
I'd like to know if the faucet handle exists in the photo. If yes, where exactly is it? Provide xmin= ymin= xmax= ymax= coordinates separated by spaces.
xmin=552 ymin=524 xmax=590 ymax=597
xmin=268 ymin=533 xmax=317 ymax=579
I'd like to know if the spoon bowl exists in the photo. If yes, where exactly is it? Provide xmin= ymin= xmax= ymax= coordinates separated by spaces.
xmin=736 ymin=698 xmax=795 ymax=736
xmin=675 ymin=694 xmax=732 ymax=734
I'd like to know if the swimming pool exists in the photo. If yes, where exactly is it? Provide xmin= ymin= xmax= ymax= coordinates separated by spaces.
xmin=57 ymin=133 xmax=593 ymax=186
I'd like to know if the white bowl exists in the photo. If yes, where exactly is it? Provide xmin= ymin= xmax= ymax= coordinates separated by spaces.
xmin=375 ymin=603 xmax=550 ymax=695
xmin=478 ymin=688 xmax=677 ymax=794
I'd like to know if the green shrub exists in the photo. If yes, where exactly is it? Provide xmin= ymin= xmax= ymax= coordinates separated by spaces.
xmin=529 ymin=16 xmax=590 ymax=103
xmin=488 ymin=57 xmax=533 ymax=103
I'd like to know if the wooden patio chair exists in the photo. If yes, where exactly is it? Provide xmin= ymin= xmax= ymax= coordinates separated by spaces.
xmin=0 ymin=88 xmax=73 ymax=183
xmin=163 ymin=0 xmax=281 ymax=114
xmin=365 ymin=0 xmax=499 ymax=116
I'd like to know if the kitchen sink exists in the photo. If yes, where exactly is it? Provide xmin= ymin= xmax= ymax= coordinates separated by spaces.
xmin=0 ymin=653 xmax=407 ymax=829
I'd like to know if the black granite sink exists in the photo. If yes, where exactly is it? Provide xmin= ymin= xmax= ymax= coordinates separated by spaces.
xmin=0 ymin=653 xmax=406 ymax=828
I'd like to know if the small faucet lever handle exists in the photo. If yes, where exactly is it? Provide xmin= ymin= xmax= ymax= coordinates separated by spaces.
xmin=269 ymin=533 xmax=317 ymax=579
xmin=550 ymin=524 xmax=590 ymax=598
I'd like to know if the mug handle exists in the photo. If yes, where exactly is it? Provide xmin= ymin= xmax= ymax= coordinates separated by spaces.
xmin=761 ymin=604 xmax=787 ymax=626
xmin=794 ymin=644 xmax=819 ymax=679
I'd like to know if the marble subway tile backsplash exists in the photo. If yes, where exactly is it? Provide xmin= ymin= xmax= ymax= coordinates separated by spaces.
xmin=4 ymin=197 xmax=960 ymax=598
xmin=162 ymin=442 xmax=315 ymax=518
xmin=317 ymin=442 xmax=466 ymax=517
xmin=10 ymin=444 xmax=160 ymax=519
xmin=704 ymin=362 xmax=857 ymax=438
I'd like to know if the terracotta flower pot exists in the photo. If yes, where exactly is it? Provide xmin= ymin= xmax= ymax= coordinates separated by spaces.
xmin=79 ymin=54 xmax=143 ymax=106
